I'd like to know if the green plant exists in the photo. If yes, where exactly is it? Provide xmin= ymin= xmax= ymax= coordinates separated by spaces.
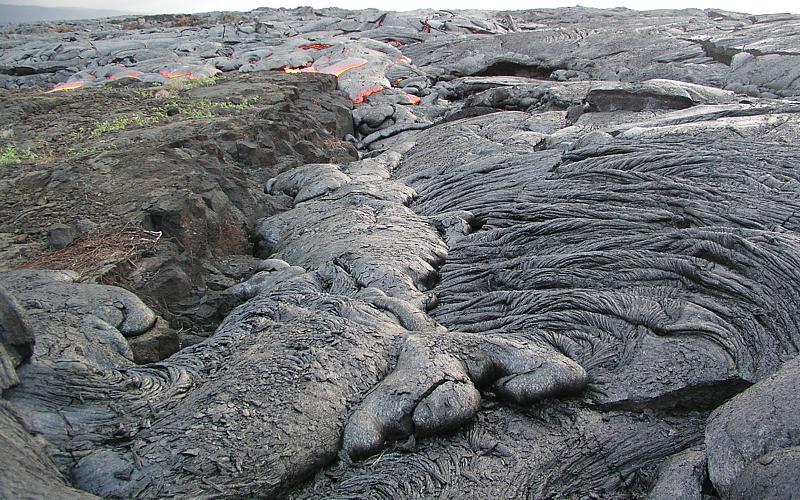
xmin=133 ymin=88 xmax=156 ymax=99
xmin=167 ymin=75 xmax=219 ymax=91
xmin=173 ymin=96 xmax=261 ymax=120
xmin=72 ymin=95 xmax=259 ymax=144
xmin=80 ymin=113 xmax=165 ymax=138
xmin=0 ymin=145 xmax=38 ymax=165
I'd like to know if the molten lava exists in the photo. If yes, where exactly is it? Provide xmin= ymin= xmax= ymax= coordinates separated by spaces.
xmin=353 ymin=86 xmax=387 ymax=104
xmin=282 ymin=57 xmax=368 ymax=78
xmin=281 ymin=60 xmax=315 ymax=73
xmin=299 ymin=43 xmax=332 ymax=50
xmin=405 ymin=93 xmax=421 ymax=105
xmin=108 ymin=71 xmax=143 ymax=81
xmin=49 ymin=81 xmax=86 ymax=92
xmin=317 ymin=57 xmax=368 ymax=77
xmin=159 ymin=69 xmax=193 ymax=79
xmin=281 ymin=56 xmax=380 ymax=104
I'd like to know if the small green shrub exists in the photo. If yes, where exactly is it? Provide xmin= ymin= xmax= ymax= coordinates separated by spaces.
xmin=173 ymin=75 xmax=219 ymax=91
xmin=133 ymin=88 xmax=156 ymax=99
xmin=0 ymin=145 xmax=38 ymax=165
xmin=172 ymin=96 xmax=261 ymax=120
xmin=81 ymin=113 xmax=165 ymax=138
xmin=74 ymin=95 xmax=260 ymax=141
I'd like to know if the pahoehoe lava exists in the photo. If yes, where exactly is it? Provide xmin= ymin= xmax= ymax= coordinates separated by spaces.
xmin=2 ymin=5 xmax=800 ymax=499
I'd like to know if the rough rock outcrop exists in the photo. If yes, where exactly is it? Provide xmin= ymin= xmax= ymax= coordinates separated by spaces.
xmin=705 ymin=356 xmax=800 ymax=499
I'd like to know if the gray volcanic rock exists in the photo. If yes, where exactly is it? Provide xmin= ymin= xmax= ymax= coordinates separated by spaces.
xmin=729 ymin=446 xmax=800 ymax=499
xmin=705 ymin=355 xmax=800 ymax=498
xmin=0 ymin=70 xmax=358 ymax=336
xmin=0 ymin=284 xmax=33 ymax=391
xmin=126 ymin=318 xmax=179 ymax=364
xmin=647 ymin=447 xmax=707 ymax=500
xmin=401 ymin=8 xmax=800 ymax=99
xmin=395 ymin=117 xmax=800 ymax=411
xmin=45 ymin=223 xmax=78 ymax=249
xmin=0 ymin=269 xmax=154 ymax=367
xmin=585 ymin=79 xmax=736 ymax=111
xmin=0 ymin=403 xmax=93 ymax=499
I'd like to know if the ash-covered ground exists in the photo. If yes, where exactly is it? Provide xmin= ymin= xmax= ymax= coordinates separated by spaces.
xmin=2 ymin=6 xmax=800 ymax=499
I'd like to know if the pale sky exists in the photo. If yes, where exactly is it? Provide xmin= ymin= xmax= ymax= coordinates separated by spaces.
xmin=8 ymin=0 xmax=799 ymax=15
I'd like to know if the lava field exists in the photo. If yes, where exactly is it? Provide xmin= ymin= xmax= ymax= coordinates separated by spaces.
xmin=2 ymin=6 xmax=800 ymax=499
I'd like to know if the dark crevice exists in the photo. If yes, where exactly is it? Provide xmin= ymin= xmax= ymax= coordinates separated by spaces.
xmin=678 ymin=38 xmax=740 ymax=66
xmin=688 ymin=40 xmax=800 ymax=66
xmin=469 ymin=217 xmax=487 ymax=233
xmin=442 ymin=106 xmax=503 ymax=123
xmin=699 ymin=40 xmax=738 ymax=66
xmin=418 ymin=269 xmax=440 ymax=291
xmin=702 ymin=467 xmax=721 ymax=497
xmin=472 ymin=61 xmax=560 ymax=79
xmin=598 ymin=378 xmax=753 ymax=411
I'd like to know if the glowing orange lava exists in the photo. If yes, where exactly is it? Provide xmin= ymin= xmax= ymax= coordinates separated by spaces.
xmin=353 ymin=86 xmax=387 ymax=104
xmin=159 ymin=69 xmax=193 ymax=79
xmin=282 ymin=63 xmax=314 ymax=74
xmin=108 ymin=71 xmax=143 ymax=81
xmin=299 ymin=43 xmax=332 ymax=50
xmin=49 ymin=81 xmax=86 ymax=92
xmin=316 ymin=57 xmax=368 ymax=77
xmin=405 ymin=93 xmax=421 ymax=105
xmin=282 ymin=57 xmax=368 ymax=78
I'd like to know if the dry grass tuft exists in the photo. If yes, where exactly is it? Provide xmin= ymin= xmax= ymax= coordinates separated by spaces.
xmin=173 ymin=15 xmax=203 ymax=27
xmin=16 ymin=225 xmax=161 ymax=280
